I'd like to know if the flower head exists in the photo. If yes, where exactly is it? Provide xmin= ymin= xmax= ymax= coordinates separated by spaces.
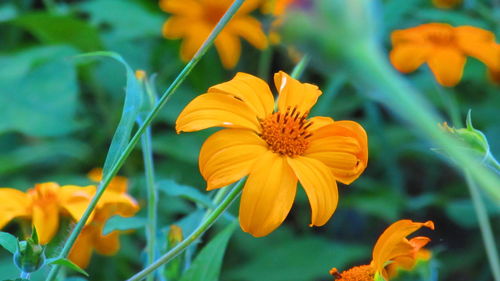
xmin=68 ymin=169 xmax=139 ymax=268
xmin=176 ymin=71 xmax=368 ymax=237
xmin=160 ymin=0 xmax=268 ymax=69
xmin=390 ymin=23 xmax=498 ymax=86
xmin=0 ymin=183 xmax=94 ymax=244
xmin=330 ymin=219 xmax=435 ymax=281
xmin=432 ymin=0 xmax=462 ymax=9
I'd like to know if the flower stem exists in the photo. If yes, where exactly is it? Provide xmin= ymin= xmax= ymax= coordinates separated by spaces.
xmin=141 ymin=127 xmax=157 ymax=281
xmin=20 ymin=271 xmax=30 ymax=279
xmin=45 ymin=1 xmax=246 ymax=280
xmin=258 ymin=46 xmax=273 ymax=81
xmin=126 ymin=179 xmax=245 ymax=281
xmin=464 ymin=170 xmax=500 ymax=281
xmin=290 ymin=54 xmax=310 ymax=79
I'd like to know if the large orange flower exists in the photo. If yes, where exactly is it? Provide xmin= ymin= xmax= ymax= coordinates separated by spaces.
xmin=159 ymin=0 xmax=268 ymax=69
xmin=68 ymin=169 xmax=139 ymax=268
xmin=390 ymin=23 xmax=498 ymax=87
xmin=176 ymin=71 xmax=368 ymax=237
xmin=0 ymin=183 xmax=94 ymax=244
xmin=330 ymin=220 xmax=435 ymax=281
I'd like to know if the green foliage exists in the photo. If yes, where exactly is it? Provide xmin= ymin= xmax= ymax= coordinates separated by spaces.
xmin=157 ymin=179 xmax=214 ymax=208
xmin=0 ymin=232 xmax=18 ymax=255
xmin=46 ymin=257 xmax=89 ymax=277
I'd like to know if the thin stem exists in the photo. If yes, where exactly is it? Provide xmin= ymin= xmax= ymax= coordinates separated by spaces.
xmin=126 ymin=180 xmax=245 ymax=281
xmin=141 ymin=127 xmax=157 ymax=281
xmin=20 ymin=271 xmax=30 ymax=279
xmin=464 ymin=171 xmax=500 ymax=281
xmin=434 ymin=84 xmax=462 ymax=127
xmin=258 ymin=46 xmax=273 ymax=81
xmin=290 ymin=54 xmax=310 ymax=79
xmin=45 ymin=1 xmax=246 ymax=279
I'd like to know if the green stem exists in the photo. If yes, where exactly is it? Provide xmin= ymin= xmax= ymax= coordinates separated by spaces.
xmin=45 ymin=1 xmax=247 ymax=279
xmin=484 ymin=152 xmax=500 ymax=175
xmin=349 ymin=42 xmax=500 ymax=202
xmin=290 ymin=54 xmax=310 ymax=79
xmin=434 ymin=83 xmax=462 ymax=127
xmin=141 ymin=127 xmax=157 ymax=281
xmin=258 ymin=46 xmax=273 ymax=81
xmin=126 ymin=180 xmax=245 ymax=281
xmin=464 ymin=171 xmax=500 ymax=281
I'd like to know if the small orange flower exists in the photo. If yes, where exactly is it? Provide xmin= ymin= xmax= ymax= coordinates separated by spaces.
xmin=330 ymin=220 xmax=435 ymax=281
xmin=68 ymin=169 xmax=139 ymax=268
xmin=0 ymin=183 xmax=94 ymax=244
xmin=176 ymin=71 xmax=368 ymax=237
xmin=390 ymin=23 xmax=498 ymax=87
xmin=159 ymin=0 xmax=268 ymax=69
xmin=432 ymin=0 xmax=462 ymax=9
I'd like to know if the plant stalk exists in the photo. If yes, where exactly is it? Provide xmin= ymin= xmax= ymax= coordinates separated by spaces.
xmin=45 ymin=0 xmax=247 ymax=279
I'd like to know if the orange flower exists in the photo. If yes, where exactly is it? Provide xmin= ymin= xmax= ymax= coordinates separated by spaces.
xmin=262 ymin=0 xmax=295 ymax=16
xmin=390 ymin=23 xmax=498 ymax=87
xmin=159 ymin=0 xmax=268 ymax=69
xmin=432 ymin=0 xmax=461 ymax=9
xmin=176 ymin=71 xmax=368 ymax=237
xmin=330 ymin=220 xmax=435 ymax=281
xmin=68 ymin=169 xmax=139 ymax=268
xmin=0 ymin=183 xmax=94 ymax=244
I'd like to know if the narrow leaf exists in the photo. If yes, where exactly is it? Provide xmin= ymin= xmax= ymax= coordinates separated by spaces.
xmin=157 ymin=179 xmax=215 ymax=208
xmin=46 ymin=257 xmax=89 ymax=277
xmin=103 ymin=216 xmax=147 ymax=236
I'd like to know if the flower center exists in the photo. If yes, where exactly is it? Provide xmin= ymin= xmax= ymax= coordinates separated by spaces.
xmin=330 ymin=265 xmax=375 ymax=281
xmin=427 ymin=29 xmax=456 ymax=46
xmin=259 ymin=107 xmax=312 ymax=157
xmin=204 ymin=3 xmax=227 ymax=25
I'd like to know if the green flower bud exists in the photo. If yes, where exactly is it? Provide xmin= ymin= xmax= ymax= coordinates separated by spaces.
xmin=14 ymin=229 xmax=45 ymax=274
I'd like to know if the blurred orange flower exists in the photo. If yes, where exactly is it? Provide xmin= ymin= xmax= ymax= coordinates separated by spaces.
xmin=390 ymin=23 xmax=498 ymax=87
xmin=330 ymin=219 xmax=435 ymax=281
xmin=432 ymin=0 xmax=462 ymax=9
xmin=176 ymin=71 xmax=368 ymax=237
xmin=159 ymin=0 xmax=268 ymax=69
xmin=0 ymin=183 xmax=94 ymax=244
xmin=68 ymin=169 xmax=139 ymax=268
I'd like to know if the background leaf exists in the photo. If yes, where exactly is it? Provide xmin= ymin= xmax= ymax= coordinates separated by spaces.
xmin=0 ymin=232 xmax=18 ymax=254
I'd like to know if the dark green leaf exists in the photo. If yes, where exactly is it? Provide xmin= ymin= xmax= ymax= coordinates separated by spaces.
xmin=102 ymin=216 xmax=147 ymax=236
xmin=0 ymin=232 xmax=18 ymax=254
xmin=157 ymin=179 xmax=214 ymax=208
xmin=179 ymin=223 xmax=237 ymax=281
xmin=46 ymin=257 xmax=89 ymax=277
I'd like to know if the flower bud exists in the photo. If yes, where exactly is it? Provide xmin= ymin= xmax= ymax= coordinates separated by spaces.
xmin=14 ymin=237 xmax=45 ymax=274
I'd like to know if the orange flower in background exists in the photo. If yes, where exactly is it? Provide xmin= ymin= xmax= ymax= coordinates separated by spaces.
xmin=432 ymin=0 xmax=462 ymax=9
xmin=262 ymin=0 xmax=295 ymax=16
xmin=390 ymin=23 xmax=498 ymax=87
xmin=330 ymin=220 xmax=435 ymax=281
xmin=69 ymin=169 xmax=139 ymax=268
xmin=160 ymin=0 xmax=268 ymax=69
xmin=0 ymin=183 xmax=94 ymax=244
xmin=176 ymin=71 xmax=368 ymax=237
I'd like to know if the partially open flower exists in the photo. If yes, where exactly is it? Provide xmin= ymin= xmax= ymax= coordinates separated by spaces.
xmin=330 ymin=220 xmax=435 ymax=281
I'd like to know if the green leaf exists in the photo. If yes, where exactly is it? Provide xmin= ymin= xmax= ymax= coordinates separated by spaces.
xmin=157 ymin=179 xmax=215 ymax=208
xmin=179 ymin=223 xmax=237 ymax=281
xmin=0 ymin=46 xmax=79 ymax=137
xmin=0 ymin=232 xmax=18 ymax=254
xmin=102 ymin=216 xmax=147 ymax=236
xmin=76 ymin=51 xmax=144 ymax=176
xmin=11 ymin=12 xmax=103 ymax=51
xmin=46 ymin=257 xmax=89 ymax=277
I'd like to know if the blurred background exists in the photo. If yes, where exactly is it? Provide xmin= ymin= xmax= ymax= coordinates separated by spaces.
xmin=0 ymin=0 xmax=499 ymax=280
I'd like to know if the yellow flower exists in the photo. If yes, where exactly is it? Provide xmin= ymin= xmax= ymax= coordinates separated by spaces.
xmin=0 ymin=183 xmax=94 ymax=244
xmin=159 ymin=0 xmax=268 ymax=69
xmin=432 ymin=0 xmax=462 ymax=9
xmin=68 ymin=169 xmax=139 ymax=268
xmin=330 ymin=219 xmax=435 ymax=281
xmin=176 ymin=71 xmax=368 ymax=237
xmin=390 ymin=23 xmax=498 ymax=87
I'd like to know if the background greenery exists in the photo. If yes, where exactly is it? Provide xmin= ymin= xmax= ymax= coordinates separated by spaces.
xmin=0 ymin=0 xmax=499 ymax=280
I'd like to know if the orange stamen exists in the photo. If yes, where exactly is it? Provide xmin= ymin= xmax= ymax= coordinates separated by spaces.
xmin=330 ymin=265 xmax=374 ymax=281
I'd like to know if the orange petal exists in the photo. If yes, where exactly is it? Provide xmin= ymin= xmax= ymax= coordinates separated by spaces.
xmin=208 ymin=72 xmax=274 ymax=119
xmin=32 ymin=203 xmax=59 ymax=244
xmin=179 ymin=24 xmax=211 ymax=62
xmin=372 ymin=220 xmax=434 ymax=278
xmin=214 ymin=31 xmax=241 ymax=69
xmin=428 ymin=48 xmax=466 ymax=87
xmin=97 ymin=191 xmax=139 ymax=218
xmin=227 ymin=16 xmax=268 ymax=50
xmin=199 ymin=129 xmax=268 ymax=190
xmin=69 ymin=227 xmax=94 ymax=269
xmin=87 ymin=168 xmax=128 ymax=193
xmin=159 ymin=0 xmax=202 ymax=16
xmin=455 ymin=26 xmax=498 ymax=68
xmin=287 ymin=156 xmax=338 ymax=227
xmin=307 ymin=116 xmax=334 ymax=131
xmin=176 ymin=92 xmax=261 ymax=133
xmin=275 ymin=71 xmax=322 ymax=115
xmin=236 ymin=0 xmax=262 ymax=14
xmin=239 ymin=151 xmax=297 ymax=237
xmin=162 ymin=16 xmax=195 ymax=39
xmin=94 ymin=231 xmax=120 ymax=256
xmin=0 ymin=188 xmax=30 ymax=229
xmin=390 ymin=44 xmax=431 ymax=73
xmin=305 ymin=121 xmax=368 ymax=185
